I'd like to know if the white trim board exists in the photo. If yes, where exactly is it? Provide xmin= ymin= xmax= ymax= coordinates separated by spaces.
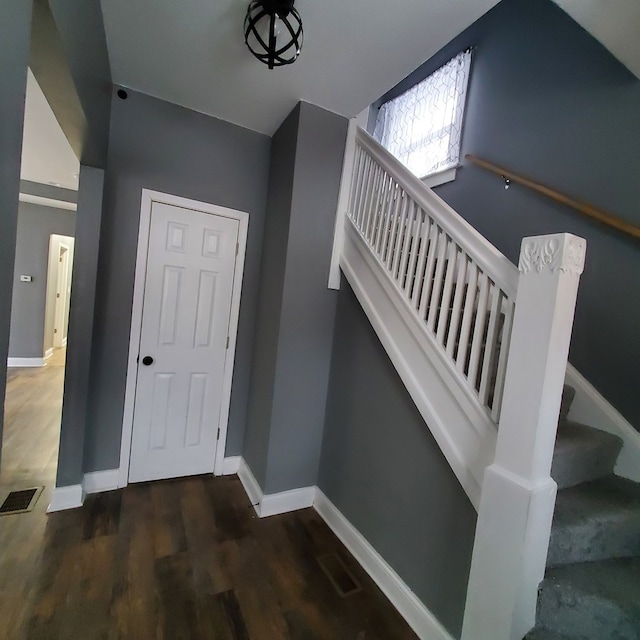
xmin=237 ymin=458 xmax=316 ymax=518
xmin=83 ymin=469 xmax=120 ymax=494
xmin=221 ymin=456 xmax=241 ymax=476
xmin=237 ymin=458 xmax=262 ymax=512
xmin=7 ymin=357 xmax=45 ymax=367
xmin=566 ymin=364 xmax=640 ymax=481
xmin=47 ymin=468 xmax=121 ymax=512
xmin=19 ymin=193 xmax=77 ymax=211
xmin=328 ymin=118 xmax=357 ymax=290
xmin=47 ymin=485 xmax=84 ymax=512
xmin=421 ymin=165 xmax=457 ymax=189
xmin=118 ymin=189 xmax=249 ymax=489
xmin=44 ymin=348 xmax=54 ymax=360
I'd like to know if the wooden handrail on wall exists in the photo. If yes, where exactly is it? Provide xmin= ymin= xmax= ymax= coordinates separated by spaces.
xmin=465 ymin=154 xmax=640 ymax=241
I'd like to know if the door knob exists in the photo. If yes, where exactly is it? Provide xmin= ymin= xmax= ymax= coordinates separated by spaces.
xmin=142 ymin=356 xmax=154 ymax=366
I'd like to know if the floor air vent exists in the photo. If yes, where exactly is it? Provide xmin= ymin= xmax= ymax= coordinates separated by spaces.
xmin=317 ymin=552 xmax=363 ymax=597
xmin=0 ymin=487 xmax=43 ymax=515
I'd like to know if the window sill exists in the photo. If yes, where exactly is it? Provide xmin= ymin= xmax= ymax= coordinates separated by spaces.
xmin=421 ymin=165 xmax=458 ymax=189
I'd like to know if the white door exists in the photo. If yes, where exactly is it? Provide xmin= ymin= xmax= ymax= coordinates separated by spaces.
xmin=53 ymin=244 xmax=70 ymax=348
xmin=128 ymin=201 xmax=239 ymax=483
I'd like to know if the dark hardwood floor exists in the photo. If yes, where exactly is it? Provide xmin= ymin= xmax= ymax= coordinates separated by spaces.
xmin=0 ymin=353 xmax=418 ymax=639
xmin=0 ymin=476 xmax=418 ymax=639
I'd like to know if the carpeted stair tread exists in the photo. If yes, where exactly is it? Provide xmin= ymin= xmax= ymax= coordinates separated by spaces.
xmin=548 ymin=475 xmax=640 ymax=566
xmin=537 ymin=557 xmax=640 ymax=639
xmin=552 ymin=422 xmax=623 ymax=489
xmin=524 ymin=628 xmax=576 ymax=640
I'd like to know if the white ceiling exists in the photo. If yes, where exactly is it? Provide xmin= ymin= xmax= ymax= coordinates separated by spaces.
xmin=552 ymin=0 xmax=640 ymax=79
xmin=21 ymin=70 xmax=80 ymax=191
xmin=101 ymin=0 xmax=501 ymax=135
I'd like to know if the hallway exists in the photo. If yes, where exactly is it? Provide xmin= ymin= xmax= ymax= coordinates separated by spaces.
xmin=1 ymin=348 xmax=66 ymax=495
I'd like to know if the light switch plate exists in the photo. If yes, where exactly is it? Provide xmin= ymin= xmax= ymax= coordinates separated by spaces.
xmin=20 ymin=275 xmax=32 ymax=282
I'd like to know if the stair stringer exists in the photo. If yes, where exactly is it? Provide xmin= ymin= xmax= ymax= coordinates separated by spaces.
xmin=341 ymin=221 xmax=498 ymax=510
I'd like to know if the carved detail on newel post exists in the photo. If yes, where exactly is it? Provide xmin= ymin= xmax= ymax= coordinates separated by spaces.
xmin=519 ymin=234 xmax=586 ymax=275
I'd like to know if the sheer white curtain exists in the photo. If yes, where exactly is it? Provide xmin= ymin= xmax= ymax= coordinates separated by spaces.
xmin=374 ymin=50 xmax=472 ymax=179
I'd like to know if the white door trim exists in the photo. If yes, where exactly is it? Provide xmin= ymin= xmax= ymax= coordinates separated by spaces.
xmin=53 ymin=241 xmax=71 ymax=348
xmin=118 ymin=189 xmax=249 ymax=488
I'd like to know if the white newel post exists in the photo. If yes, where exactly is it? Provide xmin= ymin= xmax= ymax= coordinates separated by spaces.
xmin=462 ymin=233 xmax=586 ymax=640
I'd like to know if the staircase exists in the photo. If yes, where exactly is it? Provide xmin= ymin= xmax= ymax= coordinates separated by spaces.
xmin=333 ymin=125 xmax=637 ymax=640
xmin=525 ymin=385 xmax=640 ymax=640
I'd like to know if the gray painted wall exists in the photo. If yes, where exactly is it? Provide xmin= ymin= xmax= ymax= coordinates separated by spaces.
xmin=80 ymin=90 xmax=271 ymax=475
xmin=9 ymin=202 xmax=75 ymax=358
xmin=57 ymin=166 xmax=105 ymax=487
xmin=319 ymin=280 xmax=478 ymax=639
xmin=242 ymin=107 xmax=298 ymax=488
xmin=244 ymin=102 xmax=348 ymax=494
xmin=0 ymin=0 xmax=32 ymax=467
xmin=376 ymin=0 xmax=640 ymax=430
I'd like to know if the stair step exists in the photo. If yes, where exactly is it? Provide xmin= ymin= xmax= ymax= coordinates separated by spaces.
xmin=552 ymin=422 xmax=622 ymax=489
xmin=537 ymin=557 xmax=640 ymax=640
xmin=559 ymin=384 xmax=575 ymax=424
xmin=548 ymin=476 xmax=640 ymax=566
xmin=524 ymin=628 xmax=576 ymax=640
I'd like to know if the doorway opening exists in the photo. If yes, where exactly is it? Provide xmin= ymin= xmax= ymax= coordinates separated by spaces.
xmin=45 ymin=235 xmax=75 ymax=352
xmin=0 ymin=69 xmax=78 ymax=504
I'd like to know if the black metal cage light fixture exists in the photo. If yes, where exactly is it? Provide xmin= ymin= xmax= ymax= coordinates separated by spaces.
xmin=244 ymin=0 xmax=303 ymax=69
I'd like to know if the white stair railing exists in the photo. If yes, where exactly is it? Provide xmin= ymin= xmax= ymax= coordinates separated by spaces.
xmin=345 ymin=127 xmax=519 ymax=425
xmin=332 ymin=125 xmax=587 ymax=640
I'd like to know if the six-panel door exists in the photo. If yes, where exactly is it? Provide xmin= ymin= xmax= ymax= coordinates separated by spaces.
xmin=128 ymin=201 xmax=239 ymax=483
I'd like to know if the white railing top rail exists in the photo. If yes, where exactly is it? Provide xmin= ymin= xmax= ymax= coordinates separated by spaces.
xmin=355 ymin=127 xmax=519 ymax=299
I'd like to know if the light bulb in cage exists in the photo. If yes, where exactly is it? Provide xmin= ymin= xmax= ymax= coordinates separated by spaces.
xmin=244 ymin=0 xmax=303 ymax=69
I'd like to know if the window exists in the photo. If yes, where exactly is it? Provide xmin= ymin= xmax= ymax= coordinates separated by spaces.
xmin=373 ymin=50 xmax=472 ymax=183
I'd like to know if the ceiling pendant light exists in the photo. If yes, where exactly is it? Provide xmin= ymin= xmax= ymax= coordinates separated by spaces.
xmin=244 ymin=0 xmax=303 ymax=70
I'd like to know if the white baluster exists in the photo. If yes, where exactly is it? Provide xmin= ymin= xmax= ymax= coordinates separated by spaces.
xmin=446 ymin=253 xmax=469 ymax=357
xmin=410 ymin=214 xmax=432 ymax=309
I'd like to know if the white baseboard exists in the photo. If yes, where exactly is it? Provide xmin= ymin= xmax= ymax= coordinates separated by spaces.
xmin=7 ymin=357 xmax=45 ymax=367
xmin=313 ymin=489 xmax=454 ymax=640
xmin=261 ymin=486 xmax=316 ymax=517
xmin=221 ymin=456 xmax=241 ymax=476
xmin=566 ymin=364 xmax=640 ymax=481
xmin=62 ymin=337 xmax=67 ymax=347
xmin=44 ymin=348 xmax=54 ymax=360
xmin=237 ymin=458 xmax=316 ymax=518
xmin=237 ymin=458 xmax=263 ymax=513
xmin=47 ymin=469 xmax=120 ymax=512
xmin=47 ymin=484 xmax=84 ymax=512
xmin=83 ymin=469 xmax=119 ymax=494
